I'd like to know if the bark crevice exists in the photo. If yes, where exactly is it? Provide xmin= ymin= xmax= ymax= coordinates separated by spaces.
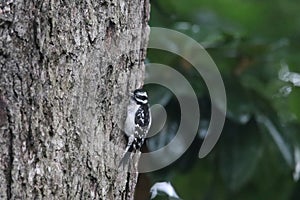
xmin=6 ymin=109 xmax=14 ymax=200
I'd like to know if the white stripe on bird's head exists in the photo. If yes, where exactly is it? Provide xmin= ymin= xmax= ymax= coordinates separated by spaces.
xmin=133 ymin=89 xmax=148 ymax=104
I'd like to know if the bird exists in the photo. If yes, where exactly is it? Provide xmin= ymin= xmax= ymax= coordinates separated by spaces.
xmin=119 ymin=88 xmax=151 ymax=168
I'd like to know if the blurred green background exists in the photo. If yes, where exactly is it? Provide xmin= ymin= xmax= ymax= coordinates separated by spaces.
xmin=140 ymin=0 xmax=300 ymax=200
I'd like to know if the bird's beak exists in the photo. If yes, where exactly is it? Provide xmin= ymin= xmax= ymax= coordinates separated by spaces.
xmin=130 ymin=92 xmax=135 ymax=100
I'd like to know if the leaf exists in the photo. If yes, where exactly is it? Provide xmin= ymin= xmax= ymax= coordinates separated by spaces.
xmin=219 ymin=119 xmax=262 ymax=191
xmin=225 ymin=79 xmax=254 ymax=124
xmin=256 ymin=114 xmax=294 ymax=168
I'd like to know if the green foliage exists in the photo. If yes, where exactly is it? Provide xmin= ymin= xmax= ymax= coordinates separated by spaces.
xmin=145 ymin=0 xmax=300 ymax=199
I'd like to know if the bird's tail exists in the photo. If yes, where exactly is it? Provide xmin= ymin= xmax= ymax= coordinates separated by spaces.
xmin=118 ymin=150 xmax=131 ymax=169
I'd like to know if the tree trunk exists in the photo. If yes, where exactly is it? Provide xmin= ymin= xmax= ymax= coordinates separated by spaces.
xmin=0 ymin=0 xmax=150 ymax=199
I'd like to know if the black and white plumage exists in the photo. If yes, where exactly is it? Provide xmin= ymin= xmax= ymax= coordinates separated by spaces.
xmin=119 ymin=88 xmax=151 ymax=168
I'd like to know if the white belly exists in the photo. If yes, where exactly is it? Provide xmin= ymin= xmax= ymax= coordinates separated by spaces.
xmin=124 ymin=101 xmax=139 ymax=137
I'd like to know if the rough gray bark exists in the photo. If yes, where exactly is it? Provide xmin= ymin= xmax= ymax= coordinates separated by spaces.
xmin=0 ymin=0 xmax=150 ymax=199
